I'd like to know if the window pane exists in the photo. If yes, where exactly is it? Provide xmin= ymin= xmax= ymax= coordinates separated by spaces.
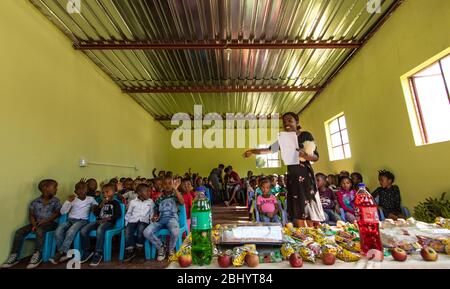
xmin=341 ymin=129 xmax=349 ymax=144
xmin=414 ymin=75 xmax=450 ymax=143
xmin=331 ymin=132 xmax=342 ymax=147
xmin=332 ymin=146 xmax=344 ymax=160
xmin=338 ymin=116 xmax=347 ymax=129
xmin=329 ymin=119 xmax=340 ymax=134
xmin=343 ymin=144 xmax=352 ymax=158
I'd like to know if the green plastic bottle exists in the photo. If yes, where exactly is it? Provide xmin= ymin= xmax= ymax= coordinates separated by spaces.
xmin=191 ymin=192 xmax=213 ymax=265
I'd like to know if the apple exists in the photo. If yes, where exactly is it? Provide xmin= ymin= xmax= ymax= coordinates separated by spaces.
xmin=178 ymin=254 xmax=192 ymax=267
xmin=289 ymin=253 xmax=303 ymax=268
xmin=218 ymin=254 xmax=232 ymax=268
xmin=391 ymin=248 xmax=407 ymax=262
xmin=322 ymin=253 xmax=336 ymax=265
xmin=421 ymin=247 xmax=438 ymax=261
xmin=367 ymin=249 xmax=384 ymax=262
xmin=245 ymin=253 xmax=259 ymax=267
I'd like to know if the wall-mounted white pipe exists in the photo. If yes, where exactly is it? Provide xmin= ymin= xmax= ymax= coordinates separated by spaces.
xmin=79 ymin=158 xmax=138 ymax=170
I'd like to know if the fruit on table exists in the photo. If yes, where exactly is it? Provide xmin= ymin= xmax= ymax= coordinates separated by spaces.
xmin=367 ymin=249 xmax=384 ymax=262
xmin=218 ymin=254 xmax=232 ymax=268
xmin=391 ymin=248 xmax=407 ymax=262
xmin=289 ymin=253 xmax=303 ymax=268
xmin=445 ymin=244 xmax=450 ymax=255
xmin=178 ymin=254 xmax=192 ymax=267
xmin=245 ymin=253 xmax=259 ymax=267
xmin=322 ymin=253 xmax=336 ymax=265
xmin=286 ymin=222 xmax=294 ymax=230
xmin=421 ymin=247 xmax=438 ymax=261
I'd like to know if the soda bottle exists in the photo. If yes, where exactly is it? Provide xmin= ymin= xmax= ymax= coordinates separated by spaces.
xmin=354 ymin=183 xmax=383 ymax=255
xmin=191 ymin=192 xmax=213 ymax=265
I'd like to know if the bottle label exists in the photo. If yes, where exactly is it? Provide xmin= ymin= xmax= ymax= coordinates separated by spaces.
xmin=191 ymin=211 xmax=212 ymax=230
xmin=356 ymin=206 xmax=379 ymax=223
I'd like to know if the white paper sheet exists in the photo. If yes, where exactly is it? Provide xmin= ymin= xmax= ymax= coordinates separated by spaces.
xmin=278 ymin=132 xmax=299 ymax=165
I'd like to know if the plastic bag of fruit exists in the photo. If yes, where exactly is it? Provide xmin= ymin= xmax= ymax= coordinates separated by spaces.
xmin=336 ymin=246 xmax=360 ymax=262
xmin=231 ymin=244 xmax=258 ymax=267
xmin=416 ymin=235 xmax=449 ymax=253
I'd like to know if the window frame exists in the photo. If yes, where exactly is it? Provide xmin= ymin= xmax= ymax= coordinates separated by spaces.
xmin=408 ymin=54 xmax=450 ymax=145
xmin=324 ymin=113 xmax=352 ymax=161
xmin=255 ymin=144 xmax=281 ymax=168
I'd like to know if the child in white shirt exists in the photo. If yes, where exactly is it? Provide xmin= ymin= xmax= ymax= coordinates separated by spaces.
xmin=123 ymin=184 xmax=154 ymax=262
xmin=51 ymin=181 xmax=97 ymax=264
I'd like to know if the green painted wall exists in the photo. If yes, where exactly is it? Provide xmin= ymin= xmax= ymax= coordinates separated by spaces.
xmin=298 ymin=0 xmax=450 ymax=209
xmin=0 ymin=1 xmax=168 ymax=260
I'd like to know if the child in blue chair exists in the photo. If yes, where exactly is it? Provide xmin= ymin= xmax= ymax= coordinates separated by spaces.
xmin=51 ymin=180 xmax=98 ymax=264
xmin=2 ymin=179 xmax=61 ymax=269
xmin=80 ymin=183 xmax=122 ymax=266
xmin=143 ymin=176 xmax=184 ymax=261
xmin=372 ymin=170 xmax=403 ymax=220
xmin=123 ymin=184 xmax=154 ymax=262
xmin=257 ymin=179 xmax=281 ymax=223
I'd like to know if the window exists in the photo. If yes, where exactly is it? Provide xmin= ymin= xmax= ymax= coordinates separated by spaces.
xmin=256 ymin=145 xmax=280 ymax=168
xmin=408 ymin=54 xmax=450 ymax=145
xmin=325 ymin=113 xmax=351 ymax=161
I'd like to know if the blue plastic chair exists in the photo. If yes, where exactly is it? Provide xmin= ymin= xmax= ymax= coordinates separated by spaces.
xmin=52 ymin=204 xmax=125 ymax=262
xmin=145 ymin=204 xmax=189 ymax=260
xmin=21 ymin=216 xmax=62 ymax=263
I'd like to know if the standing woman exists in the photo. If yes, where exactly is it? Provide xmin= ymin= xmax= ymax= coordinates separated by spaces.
xmin=243 ymin=112 xmax=325 ymax=227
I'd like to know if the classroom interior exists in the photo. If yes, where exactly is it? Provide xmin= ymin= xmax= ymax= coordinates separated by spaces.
xmin=1 ymin=0 xmax=449 ymax=268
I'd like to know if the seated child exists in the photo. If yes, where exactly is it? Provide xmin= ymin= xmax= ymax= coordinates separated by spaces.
xmin=269 ymin=175 xmax=280 ymax=195
xmin=180 ymin=178 xmax=193 ymax=228
xmin=150 ymin=177 xmax=163 ymax=202
xmin=2 ymin=179 xmax=60 ymax=269
xmin=372 ymin=170 xmax=403 ymax=220
xmin=51 ymin=180 xmax=97 ymax=264
xmin=316 ymin=173 xmax=341 ymax=225
xmin=86 ymin=178 xmax=102 ymax=203
xmin=121 ymin=178 xmax=137 ymax=202
xmin=327 ymin=174 xmax=338 ymax=191
xmin=336 ymin=176 xmax=356 ymax=223
xmin=143 ymin=176 xmax=184 ymax=261
xmin=123 ymin=184 xmax=154 ymax=262
xmin=256 ymin=180 xmax=281 ymax=223
xmin=351 ymin=172 xmax=370 ymax=192
xmin=276 ymin=175 xmax=287 ymax=201
xmin=80 ymin=183 xmax=122 ymax=266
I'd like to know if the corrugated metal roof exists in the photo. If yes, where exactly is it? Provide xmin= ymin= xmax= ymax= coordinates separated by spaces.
xmin=30 ymin=0 xmax=400 ymax=129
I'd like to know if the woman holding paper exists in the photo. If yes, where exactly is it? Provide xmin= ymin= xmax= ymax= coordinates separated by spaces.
xmin=243 ymin=112 xmax=325 ymax=227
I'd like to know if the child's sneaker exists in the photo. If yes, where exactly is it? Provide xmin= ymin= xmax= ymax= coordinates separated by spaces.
xmin=26 ymin=252 xmax=42 ymax=269
xmin=168 ymin=249 xmax=176 ymax=259
xmin=1 ymin=253 xmax=19 ymax=268
xmin=123 ymin=248 xmax=136 ymax=262
xmin=80 ymin=250 xmax=94 ymax=264
xmin=50 ymin=251 xmax=64 ymax=264
xmin=156 ymin=246 xmax=166 ymax=261
xmin=89 ymin=252 xmax=102 ymax=267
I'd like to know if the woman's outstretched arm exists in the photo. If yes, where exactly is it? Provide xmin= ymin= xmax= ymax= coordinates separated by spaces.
xmin=243 ymin=148 xmax=272 ymax=158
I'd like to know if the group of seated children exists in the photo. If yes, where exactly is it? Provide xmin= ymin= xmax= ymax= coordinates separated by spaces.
xmin=246 ymin=168 xmax=403 ymax=226
xmin=318 ymin=170 xmax=403 ymax=225
xmin=2 ymin=174 xmax=188 ymax=269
